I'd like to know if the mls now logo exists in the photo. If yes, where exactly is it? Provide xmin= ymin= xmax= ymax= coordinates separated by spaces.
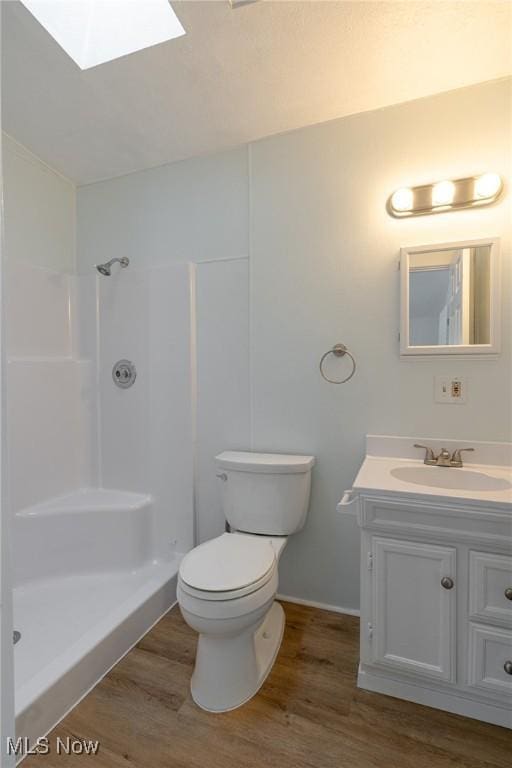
xmin=7 ymin=736 xmax=100 ymax=756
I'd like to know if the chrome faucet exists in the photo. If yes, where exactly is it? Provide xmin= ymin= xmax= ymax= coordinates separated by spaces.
xmin=414 ymin=444 xmax=475 ymax=468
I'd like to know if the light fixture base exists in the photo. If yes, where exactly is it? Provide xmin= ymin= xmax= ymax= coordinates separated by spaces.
xmin=388 ymin=174 xmax=503 ymax=218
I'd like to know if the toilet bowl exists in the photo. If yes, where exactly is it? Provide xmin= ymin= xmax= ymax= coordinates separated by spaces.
xmin=177 ymin=450 xmax=315 ymax=712
xmin=177 ymin=533 xmax=286 ymax=712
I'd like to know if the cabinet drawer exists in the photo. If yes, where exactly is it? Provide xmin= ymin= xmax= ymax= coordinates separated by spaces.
xmin=469 ymin=552 xmax=512 ymax=625
xmin=468 ymin=624 xmax=512 ymax=698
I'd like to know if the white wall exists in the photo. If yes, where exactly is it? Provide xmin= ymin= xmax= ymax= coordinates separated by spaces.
xmin=77 ymin=147 xmax=249 ymax=272
xmin=195 ymin=258 xmax=250 ymax=543
xmin=78 ymin=256 xmax=248 ymax=557
xmin=77 ymin=78 xmax=512 ymax=610
xmin=77 ymin=147 xmax=250 ymax=556
xmin=87 ymin=261 xmax=196 ymax=557
xmin=2 ymin=132 xmax=196 ymax=563
xmin=2 ymin=135 xmax=92 ymax=514
xmin=3 ymin=136 xmax=75 ymax=273
xmin=250 ymin=78 xmax=511 ymax=608
xmin=148 ymin=265 xmax=195 ymax=556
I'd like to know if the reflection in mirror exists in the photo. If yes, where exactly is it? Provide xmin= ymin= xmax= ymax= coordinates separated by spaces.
xmin=408 ymin=245 xmax=491 ymax=347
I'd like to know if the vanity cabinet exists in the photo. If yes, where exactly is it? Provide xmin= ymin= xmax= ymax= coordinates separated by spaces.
xmin=356 ymin=494 xmax=512 ymax=728
xmin=371 ymin=538 xmax=456 ymax=683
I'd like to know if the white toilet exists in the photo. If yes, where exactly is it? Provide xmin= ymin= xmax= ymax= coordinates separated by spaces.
xmin=177 ymin=450 xmax=315 ymax=712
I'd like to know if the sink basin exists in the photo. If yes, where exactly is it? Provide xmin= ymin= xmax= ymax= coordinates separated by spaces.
xmin=390 ymin=465 xmax=512 ymax=492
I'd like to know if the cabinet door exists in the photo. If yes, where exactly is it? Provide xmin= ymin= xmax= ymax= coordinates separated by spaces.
xmin=372 ymin=537 xmax=456 ymax=682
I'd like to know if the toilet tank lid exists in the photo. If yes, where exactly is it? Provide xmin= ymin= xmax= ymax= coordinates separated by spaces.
xmin=215 ymin=451 xmax=315 ymax=474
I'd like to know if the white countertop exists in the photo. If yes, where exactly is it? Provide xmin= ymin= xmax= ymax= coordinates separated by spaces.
xmin=353 ymin=456 xmax=512 ymax=510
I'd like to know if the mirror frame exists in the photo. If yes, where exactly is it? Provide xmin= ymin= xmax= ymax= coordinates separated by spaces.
xmin=400 ymin=237 xmax=501 ymax=356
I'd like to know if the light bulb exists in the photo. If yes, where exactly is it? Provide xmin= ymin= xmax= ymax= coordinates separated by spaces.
xmin=474 ymin=173 xmax=502 ymax=200
xmin=391 ymin=187 xmax=413 ymax=212
xmin=432 ymin=180 xmax=455 ymax=207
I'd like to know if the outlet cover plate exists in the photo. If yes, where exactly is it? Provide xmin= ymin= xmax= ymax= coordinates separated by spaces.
xmin=434 ymin=375 xmax=467 ymax=404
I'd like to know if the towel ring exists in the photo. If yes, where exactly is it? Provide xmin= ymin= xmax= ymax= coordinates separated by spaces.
xmin=319 ymin=343 xmax=356 ymax=384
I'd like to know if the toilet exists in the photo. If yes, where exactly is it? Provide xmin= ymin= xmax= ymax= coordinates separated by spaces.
xmin=177 ymin=450 xmax=315 ymax=712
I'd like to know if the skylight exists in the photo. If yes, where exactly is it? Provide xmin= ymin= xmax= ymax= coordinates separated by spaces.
xmin=20 ymin=0 xmax=185 ymax=70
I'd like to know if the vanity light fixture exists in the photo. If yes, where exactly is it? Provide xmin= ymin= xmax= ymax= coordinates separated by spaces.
xmin=388 ymin=173 xmax=503 ymax=218
xmin=431 ymin=180 xmax=455 ymax=207
xmin=391 ymin=187 xmax=414 ymax=213
xmin=474 ymin=172 xmax=502 ymax=200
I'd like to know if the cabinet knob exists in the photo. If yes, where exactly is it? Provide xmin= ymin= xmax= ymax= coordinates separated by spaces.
xmin=505 ymin=587 xmax=512 ymax=602
xmin=441 ymin=577 xmax=454 ymax=590
xmin=504 ymin=661 xmax=512 ymax=676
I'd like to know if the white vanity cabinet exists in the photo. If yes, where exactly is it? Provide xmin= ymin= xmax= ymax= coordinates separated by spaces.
xmin=356 ymin=494 xmax=512 ymax=728
xmin=370 ymin=537 xmax=456 ymax=682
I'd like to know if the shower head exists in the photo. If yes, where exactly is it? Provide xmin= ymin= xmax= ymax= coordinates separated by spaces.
xmin=95 ymin=257 xmax=129 ymax=276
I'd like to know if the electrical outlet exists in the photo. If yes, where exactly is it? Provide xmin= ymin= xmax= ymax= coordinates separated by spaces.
xmin=434 ymin=376 xmax=467 ymax=404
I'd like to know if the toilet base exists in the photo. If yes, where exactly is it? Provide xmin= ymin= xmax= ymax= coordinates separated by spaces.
xmin=190 ymin=601 xmax=285 ymax=713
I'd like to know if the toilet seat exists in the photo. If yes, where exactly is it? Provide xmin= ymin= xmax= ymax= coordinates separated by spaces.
xmin=179 ymin=565 xmax=276 ymax=601
xmin=179 ymin=533 xmax=277 ymax=601
xmin=178 ymin=567 xmax=278 ymax=621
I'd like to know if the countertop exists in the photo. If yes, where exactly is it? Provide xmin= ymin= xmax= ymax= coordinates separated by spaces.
xmin=353 ymin=456 xmax=512 ymax=510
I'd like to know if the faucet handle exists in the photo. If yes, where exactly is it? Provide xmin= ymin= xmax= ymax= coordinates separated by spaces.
xmin=450 ymin=447 xmax=475 ymax=464
xmin=414 ymin=444 xmax=435 ymax=462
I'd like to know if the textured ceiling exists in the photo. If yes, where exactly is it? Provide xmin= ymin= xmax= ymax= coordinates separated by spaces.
xmin=2 ymin=1 xmax=511 ymax=185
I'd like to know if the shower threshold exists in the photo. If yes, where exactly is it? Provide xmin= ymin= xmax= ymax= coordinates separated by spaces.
xmin=14 ymin=558 xmax=181 ymax=757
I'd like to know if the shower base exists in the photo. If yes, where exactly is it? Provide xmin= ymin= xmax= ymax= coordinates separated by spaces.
xmin=12 ymin=488 xmax=183 ymax=757
xmin=14 ymin=559 xmax=180 ymax=753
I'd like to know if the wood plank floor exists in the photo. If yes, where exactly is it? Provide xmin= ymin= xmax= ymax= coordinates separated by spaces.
xmin=24 ymin=602 xmax=511 ymax=768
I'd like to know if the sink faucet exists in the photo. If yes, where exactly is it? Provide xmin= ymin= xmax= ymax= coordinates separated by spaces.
xmin=414 ymin=444 xmax=475 ymax=468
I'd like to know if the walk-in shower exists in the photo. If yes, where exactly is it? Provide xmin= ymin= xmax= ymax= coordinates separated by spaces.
xmin=95 ymin=256 xmax=130 ymax=276
xmin=4 ymin=210 xmax=192 ymax=748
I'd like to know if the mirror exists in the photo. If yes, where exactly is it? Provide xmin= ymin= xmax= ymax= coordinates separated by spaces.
xmin=400 ymin=238 xmax=500 ymax=355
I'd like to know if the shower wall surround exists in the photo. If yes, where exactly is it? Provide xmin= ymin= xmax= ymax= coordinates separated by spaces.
xmin=3 ymin=134 xmax=91 ymax=515
xmin=84 ymin=262 xmax=196 ymax=557
xmin=77 ymin=78 xmax=511 ymax=612
xmin=2 ymin=133 xmax=206 ymax=744
xmin=3 ymin=134 xmax=201 ymax=559
xmin=77 ymin=146 xmax=251 ymax=553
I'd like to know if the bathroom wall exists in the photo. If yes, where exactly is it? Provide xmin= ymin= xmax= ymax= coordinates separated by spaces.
xmin=76 ymin=147 xmax=249 ymax=273
xmin=77 ymin=78 xmax=512 ymax=610
xmin=73 ymin=255 xmax=245 ymax=559
xmin=88 ymin=262 xmax=196 ymax=556
xmin=250 ymin=78 xmax=511 ymax=608
xmin=195 ymin=258 xmax=250 ymax=543
xmin=2 ymin=135 xmax=92 ymax=514
xmin=2 ymin=133 xmax=197 ymax=557
xmin=77 ymin=147 xmax=251 ymax=551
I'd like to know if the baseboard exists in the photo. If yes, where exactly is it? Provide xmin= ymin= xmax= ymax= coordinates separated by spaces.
xmin=276 ymin=593 xmax=360 ymax=617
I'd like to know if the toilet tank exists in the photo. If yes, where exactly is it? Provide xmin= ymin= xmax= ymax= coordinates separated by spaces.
xmin=215 ymin=451 xmax=315 ymax=536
